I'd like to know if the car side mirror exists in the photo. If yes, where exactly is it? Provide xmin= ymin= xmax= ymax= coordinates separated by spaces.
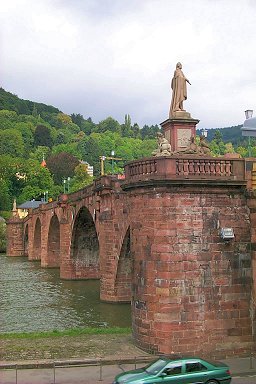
xmin=160 ymin=372 xmax=167 ymax=377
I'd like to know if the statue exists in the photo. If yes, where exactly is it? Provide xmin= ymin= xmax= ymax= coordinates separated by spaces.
xmin=152 ymin=132 xmax=172 ymax=156
xmin=169 ymin=62 xmax=191 ymax=118
xmin=199 ymin=136 xmax=211 ymax=155
xmin=180 ymin=136 xmax=200 ymax=154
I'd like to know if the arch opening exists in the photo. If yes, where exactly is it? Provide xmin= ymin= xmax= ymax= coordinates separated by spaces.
xmin=70 ymin=207 xmax=99 ymax=278
xmin=115 ymin=227 xmax=132 ymax=302
xmin=33 ymin=218 xmax=41 ymax=260
xmin=47 ymin=214 xmax=60 ymax=267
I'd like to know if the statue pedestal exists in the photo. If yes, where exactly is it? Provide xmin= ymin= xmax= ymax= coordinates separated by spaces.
xmin=160 ymin=115 xmax=200 ymax=152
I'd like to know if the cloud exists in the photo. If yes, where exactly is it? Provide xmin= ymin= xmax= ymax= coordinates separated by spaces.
xmin=1 ymin=0 xmax=256 ymax=129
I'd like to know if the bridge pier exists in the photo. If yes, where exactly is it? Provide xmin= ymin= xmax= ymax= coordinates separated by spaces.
xmin=6 ymin=216 xmax=24 ymax=257
xmin=123 ymin=156 xmax=255 ymax=358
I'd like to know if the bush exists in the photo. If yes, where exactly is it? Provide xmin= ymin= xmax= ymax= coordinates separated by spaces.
xmin=0 ymin=220 xmax=6 ymax=253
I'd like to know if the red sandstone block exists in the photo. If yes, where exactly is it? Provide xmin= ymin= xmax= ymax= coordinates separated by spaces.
xmin=153 ymin=322 xmax=181 ymax=332
xmin=151 ymin=244 xmax=173 ymax=253
xmin=239 ymin=309 xmax=250 ymax=318
xmin=214 ymin=277 xmax=230 ymax=286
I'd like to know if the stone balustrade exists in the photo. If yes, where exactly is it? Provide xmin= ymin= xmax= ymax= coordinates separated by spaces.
xmin=124 ymin=156 xmax=246 ymax=185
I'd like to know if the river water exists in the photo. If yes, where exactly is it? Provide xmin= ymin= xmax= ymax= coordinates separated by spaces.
xmin=0 ymin=254 xmax=131 ymax=333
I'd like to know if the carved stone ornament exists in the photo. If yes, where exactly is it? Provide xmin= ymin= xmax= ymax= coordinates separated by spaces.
xmin=152 ymin=132 xmax=172 ymax=156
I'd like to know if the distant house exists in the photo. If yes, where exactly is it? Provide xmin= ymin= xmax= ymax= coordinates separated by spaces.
xmin=17 ymin=200 xmax=45 ymax=218
xmin=80 ymin=161 xmax=94 ymax=177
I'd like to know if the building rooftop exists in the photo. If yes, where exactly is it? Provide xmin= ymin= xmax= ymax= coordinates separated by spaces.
xmin=18 ymin=200 xmax=45 ymax=209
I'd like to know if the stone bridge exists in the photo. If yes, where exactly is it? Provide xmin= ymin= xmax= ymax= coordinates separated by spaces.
xmin=7 ymin=155 xmax=256 ymax=358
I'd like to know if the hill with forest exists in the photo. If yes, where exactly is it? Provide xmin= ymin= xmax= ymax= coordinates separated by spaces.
xmin=0 ymin=88 xmax=253 ymax=213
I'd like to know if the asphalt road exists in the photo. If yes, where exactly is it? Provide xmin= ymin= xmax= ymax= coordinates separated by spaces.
xmin=232 ymin=375 xmax=256 ymax=384
xmin=0 ymin=363 xmax=255 ymax=384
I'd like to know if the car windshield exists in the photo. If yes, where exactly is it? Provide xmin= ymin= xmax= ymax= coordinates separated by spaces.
xmin=145 ymin=359 xmax=167 ymax=374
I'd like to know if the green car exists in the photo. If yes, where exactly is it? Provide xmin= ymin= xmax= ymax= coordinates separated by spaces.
xmin=112 ymin=357 xmax=231 ymax=384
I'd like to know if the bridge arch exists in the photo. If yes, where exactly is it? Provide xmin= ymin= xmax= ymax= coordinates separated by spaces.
xmin=33 ymin=218 xmax=41 ymax=260
xmin=46 ymin=214 xmax=60 ymax=267
xmin=70 ymin=206 xmax=100 ymax=278
xmin=114 ymin=226 xmax=132 ymax=302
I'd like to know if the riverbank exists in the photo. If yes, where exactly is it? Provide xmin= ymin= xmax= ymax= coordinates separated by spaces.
xmin=0 ymin=329 xmax=148 ymax=362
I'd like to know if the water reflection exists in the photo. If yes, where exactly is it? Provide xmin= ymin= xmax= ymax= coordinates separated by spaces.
xmin=0 ymin=255 xmax=131 ymax=333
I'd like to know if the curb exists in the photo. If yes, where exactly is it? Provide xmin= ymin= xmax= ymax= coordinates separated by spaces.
xmin=0 ymin=356 xmax=154 ymax=370
xmin=1 ymin=356 xmax=256 ymax=378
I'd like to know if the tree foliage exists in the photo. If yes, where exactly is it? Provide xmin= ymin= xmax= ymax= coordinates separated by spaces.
xmin=34 ymin=125 xmax=53 ymax=148
xmin=0 ymin=129 xmax=24 ymax=157
xmin=46 ymin=152 xmax=80 ymax=184
xmin=0 ymin=86 xmax=254 ymax=210
xmin=70 ymin=163 xmax=93 ymax=192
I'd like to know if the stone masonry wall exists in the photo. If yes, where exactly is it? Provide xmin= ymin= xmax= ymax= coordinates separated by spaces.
xmin=6 ymin=217 xmax=24 ymax=256
xmin=128 ymin=184 xmax=254 ymax=358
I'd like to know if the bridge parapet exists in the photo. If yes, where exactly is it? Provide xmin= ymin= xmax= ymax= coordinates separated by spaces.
xmin=123 ymin=156 xmax=246 ymax=187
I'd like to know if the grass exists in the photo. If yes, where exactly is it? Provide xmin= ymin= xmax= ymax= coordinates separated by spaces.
xmin=0 ymin=327 xmax=131 ymax=340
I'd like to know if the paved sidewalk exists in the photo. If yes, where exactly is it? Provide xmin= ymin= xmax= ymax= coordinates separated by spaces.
xmin=0 ymin=355 xmax=255 ymax=384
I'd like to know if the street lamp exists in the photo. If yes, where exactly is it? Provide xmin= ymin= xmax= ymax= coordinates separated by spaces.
xmin=202 ymin=128 xmax=208 ymax=138
xmin=67 ymin=177 xmax=70 ymax=193
xmin=43 ymin=190 xmax=49 ymax=203
xmin=245 ymin=110 xmax=253 ymax=119
xmin=244 ymin=110 xmax=254 ymax=157
xmin=111 ymin=150 xmax=115 ymax=174
xmin=63 ymin=178 xmax=66 ymax=193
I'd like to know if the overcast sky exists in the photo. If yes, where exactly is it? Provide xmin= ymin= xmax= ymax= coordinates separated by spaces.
xmin=1 ymin=0 xmax=256 ymax=129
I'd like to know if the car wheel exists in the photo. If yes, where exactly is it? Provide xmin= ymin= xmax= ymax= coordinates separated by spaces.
xmin=206 ymin=380 xmax=219 ymax=384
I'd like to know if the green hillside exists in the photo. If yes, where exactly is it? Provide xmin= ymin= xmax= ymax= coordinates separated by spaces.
xmin=0 ymin=87 xmax=253 ymax=213
xmin=198 ymin=125 xmax=245 ymax=146
xmin=0 ymin=87 xmax=60 ymax=119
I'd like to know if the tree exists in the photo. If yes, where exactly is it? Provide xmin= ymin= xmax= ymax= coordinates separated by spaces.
xmin=0 ymin=129 xmax=24 ymax=157
xmin=224 ymin=142 xmax=235 ymax=154
xmin=96 ymin=117 xmax=121 ymax=134
xmin=213 ymin=130 xmax=223 ymax=145
xmin=46 ymin=152 xmax=80 ymax=184
xmin=141 ymin=124 xmax=160 ymax=139
xmin=52 ymin=143 xmax=81 ymax=158
xmin=70 ymin=163 xmax=93 ymax=192
xmin=30 ymin=146 xmax=51 ymax=163
xmin=0 ymin=179 xmax=11 ymax=210
xmin=121 ymin=114 xmax=132 ymax=137
xmin=34 ymin=125 xmax=53 ymax=148
xmin=0 ymin=110 xmax=19 ymax=129
xmin=57 ymin=113 xmax=72 ymax=126
xmin=71 ymin=113 xmax=84 ymax=128
xmin=0 ymin=154 xmax=19 ymax=180
xmin=131 ymin=123 xmax=141 ymax=139
xmin=14 ymin=122 xmax=34 ymax=154
xmin=77 ymin=136 xmax=102 ymax=176
xmin=18 ymin=159 xmax=55 ymax=203
xmin=32 ymin=104 xmax=38 ymax=117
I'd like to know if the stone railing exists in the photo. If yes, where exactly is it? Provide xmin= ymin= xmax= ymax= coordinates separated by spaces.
xmin=123 ymin=156 xmax=246 ymax=185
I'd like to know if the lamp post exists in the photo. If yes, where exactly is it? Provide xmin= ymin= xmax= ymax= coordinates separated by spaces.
xmin=63 ymin=178 xmax=66 ymax=194
xmin=67 ymin=177 xmax=70 ymax=193
xmin=202 ymin=128 xmax=208 ymax=138
xmin=100 ymin=156 xmax=106 ymax=176
xmin=245 ymin=110 xmax=253 ymax=119
xmin=111 ymin=150 xmax=115 ymax=174
xmin=245 ymin=110 xmax=253 ymax=157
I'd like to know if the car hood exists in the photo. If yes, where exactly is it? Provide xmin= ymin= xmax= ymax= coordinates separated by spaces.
xmin=116 ymin=368 xmax=151 ymax=383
